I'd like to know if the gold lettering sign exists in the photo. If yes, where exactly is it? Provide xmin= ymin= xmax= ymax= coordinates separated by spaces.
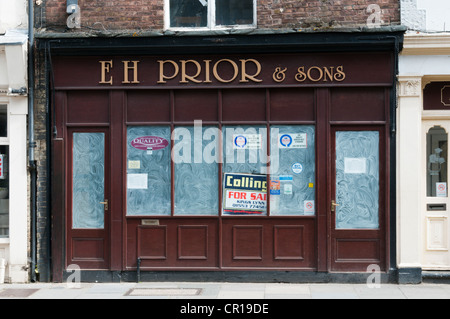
xmin=122 ymin=61 xmax=140 ymax=84
xmin=99 ymin=58 xmax=347 ymax=85
xmin=99 ymin=60 xmax=113 ymax=85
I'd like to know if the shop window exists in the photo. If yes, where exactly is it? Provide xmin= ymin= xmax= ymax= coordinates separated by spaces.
xmin=0 ymin=146 xmax=8 ymax=238
xmin=0 ymin=105 xmax=6 ymax=138
xmin=126 ymin=124 xmax=316 ymax=217
xmin=270 ymin=126 xmax=316 ymax=216
xmin=427 ymin=126 xmax=448 ymax=197
xmin=174 ymin=126 xmax=219 ymax=215
xmin=127 ymin=126 xmax=172 ymax=216
xmin=168 ymin=0 xmax=255 ymax=29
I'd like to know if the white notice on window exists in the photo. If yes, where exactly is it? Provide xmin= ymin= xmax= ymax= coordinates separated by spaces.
xmin=127 ymin=174 xmax=148 ymax=189
xmin=278 ymin=133 xmax=307 ymax=149
xmin=233 ymin=134 xmax=262 ymax=150
xmin=344 ymin=158 xmax=367 ymax=174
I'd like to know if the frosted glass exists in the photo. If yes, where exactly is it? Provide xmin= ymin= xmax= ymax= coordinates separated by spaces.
xmin=72 ymin=133 xmax=105 ymax=229
xmin=174 ymin=126 xmax=219 ymax=215
xmin=426 ymin=126 xmax=448 ymax=197
xmin=270 ymin=126 xmax=315 ymax=216
xmin=127 ymin=126 xmax=171 ymax=216
xmin=223 ymin=125 xmax=268 ymax=216
xmin=335 ymin=131 xmax=379 ymax=229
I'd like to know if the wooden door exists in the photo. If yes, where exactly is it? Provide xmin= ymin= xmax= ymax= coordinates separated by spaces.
xmin=330 ymin=126 xmax=387 ymax=271
xmin=422 ymin=121 xmax=450 ymax=269
xmin=67 ymin=128 xmax=110 ymax=269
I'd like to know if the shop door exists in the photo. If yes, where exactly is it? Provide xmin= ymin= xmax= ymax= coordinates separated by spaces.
xmin=67 ymin=128 xmax=110 ymax=269
xmin=330 ymin=127 xmax=386 ymax=271
xmin=422 ymin=121 xmax=450 ymax=269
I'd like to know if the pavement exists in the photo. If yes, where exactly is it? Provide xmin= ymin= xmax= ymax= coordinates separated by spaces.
xmin=0 ymin=281 xmax=449 ymax=299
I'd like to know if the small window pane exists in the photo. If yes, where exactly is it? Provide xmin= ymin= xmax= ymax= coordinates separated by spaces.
xmin=427 ymin=126 xmax=448 ymax=197
xmin=216 ymin=0 xmax=254 ymax=26
xmin=127 ymin=126 xmax=171 ymax=216
xmin=174 ymin=126 xmax=219 ymax=215
xmin=170 ymin=0 xmax=208 ymax=27
xmin=270 ymin=126 xmax=316 ymax=216
xmin=0 ymin=146 xmax=8 ymax=238
xmin=0 ymin=105 xmax=6 ymax=137
xmin=223 ymin=125 xmax=268 ymax=216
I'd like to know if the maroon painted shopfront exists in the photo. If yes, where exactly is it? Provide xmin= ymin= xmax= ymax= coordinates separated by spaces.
xmin=50 ymin=47 xmax=395 ymax=281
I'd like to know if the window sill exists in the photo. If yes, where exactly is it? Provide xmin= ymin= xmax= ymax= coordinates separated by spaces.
xmin=0 ymin=238 xmax=10 ymax=245
xmin=165 ymin=25 xmax=257 ymax=33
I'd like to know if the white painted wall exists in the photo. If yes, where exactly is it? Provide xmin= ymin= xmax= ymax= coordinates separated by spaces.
xmin=0 ymin=0 xmax=28 ymax=34
xmin=0 ymin=2 xmax=28 ymax=281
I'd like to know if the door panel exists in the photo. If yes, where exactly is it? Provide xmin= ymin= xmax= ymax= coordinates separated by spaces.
xmin=422 ymin=121 xmax=450 ymax=269
xmin=67 ymin=129 xmax=110 ymax=269
xmin=330 ymin=127 xmax=386 ymax=271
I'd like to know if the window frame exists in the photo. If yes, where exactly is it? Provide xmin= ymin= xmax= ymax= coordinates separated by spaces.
xmin=0 ymin=102 xmax=9 ymax=238
xmin=0 ymin=103 xmax=8 ymax=142
xmin=164 ymin=0 xmax=257 ymax=31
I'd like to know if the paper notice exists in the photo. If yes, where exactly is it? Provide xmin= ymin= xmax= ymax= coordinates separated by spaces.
xmin=127 ymin=174 xmax=148 ymax=189
xmin=344 ymin=158 xmax=367 ymax=174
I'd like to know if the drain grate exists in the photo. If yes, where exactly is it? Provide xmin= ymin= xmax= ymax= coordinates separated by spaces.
xmin=0 ymin=289 xmax=39 ymax=298
xmin=125 ymin=288 xmax=202 ymax=297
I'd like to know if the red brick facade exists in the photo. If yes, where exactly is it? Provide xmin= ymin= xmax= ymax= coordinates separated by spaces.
xmin=40 ymin=0 xmax=400 ymax=31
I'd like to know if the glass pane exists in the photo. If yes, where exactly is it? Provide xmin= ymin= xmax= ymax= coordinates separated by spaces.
xmin=72 ymin=133 xmax=105 ymax=229
xmin=216 ymin=0 xmax=254 ymax=26
xmin=127 ymin=126 xmax=171 ymax=216
xmin=427 ymin=126 xmax=448 ymax=197
xmin=0 ymin=146 xmax=9 ymax=238
xmin=0 ymin=105 xmax=6 ymax=137
xmin=223 ymin=125 xmax=268 ymax=216
xmin=170 ymin=0 xmax=208 ymax=27
xmin=174 ymin=126 xmax=219 ymax=215
xmin=336 ymin=131 xmax=379 ymax=229
xmin=270 ymin=126 xmax=315 ymax=216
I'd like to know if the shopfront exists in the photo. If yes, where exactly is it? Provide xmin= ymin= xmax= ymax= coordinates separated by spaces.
xmin=46 ymin=33 xmax=401 ymax=281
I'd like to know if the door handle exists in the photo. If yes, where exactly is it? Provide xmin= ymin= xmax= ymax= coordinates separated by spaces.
xmin=331 ymin=200 xmax=340 ymax=212
xmin=100 ymin=200 xmax=109 ymax=211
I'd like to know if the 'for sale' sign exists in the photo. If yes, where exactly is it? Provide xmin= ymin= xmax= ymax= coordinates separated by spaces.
xmin=223 ymin=173 xmax=267 ymax=215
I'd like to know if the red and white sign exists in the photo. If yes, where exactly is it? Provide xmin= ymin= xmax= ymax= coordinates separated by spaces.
xmin=224 ymin=190 xmax=267 ymax=214
xmin=304 ymin=200 xmax=315 ymax=215
xmin=436 ymin=182 xmax=447 ymax=197
xmin=131 ymin=136 xmax=169 ymax=151
xmin=0 ymin=155 xmax=4 ymax=179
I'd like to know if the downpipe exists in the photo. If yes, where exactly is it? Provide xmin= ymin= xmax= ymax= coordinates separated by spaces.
xmin=28 ymin=0 xmax=37 ymax=282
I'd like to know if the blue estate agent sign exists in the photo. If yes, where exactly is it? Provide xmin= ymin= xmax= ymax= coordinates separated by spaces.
xmin=223 ymin=173 xmax=267 ymax=215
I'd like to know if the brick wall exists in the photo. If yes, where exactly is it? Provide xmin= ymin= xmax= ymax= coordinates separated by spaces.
xmin=38 ymin=0 xmax=400 ymax=31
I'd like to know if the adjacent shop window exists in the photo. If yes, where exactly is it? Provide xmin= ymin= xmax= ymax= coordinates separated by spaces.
xmin=126 ymin=124 xmax=316 ymax=217
xmin=0 ymin=146 xmax=9 ymax=237
xmin=427 ymin=126 xmax=448 ymax=197
xmin=0 ymin=105 xmax=6 ymax=138
xmin=168 ymin=0 xmax=255 ymax=28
